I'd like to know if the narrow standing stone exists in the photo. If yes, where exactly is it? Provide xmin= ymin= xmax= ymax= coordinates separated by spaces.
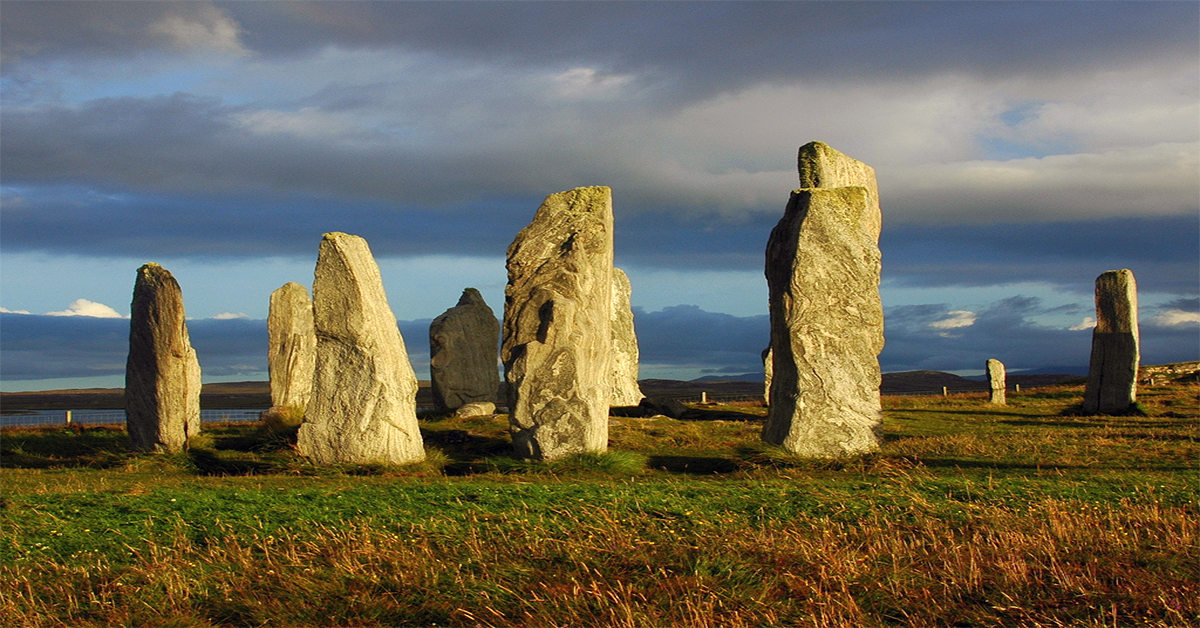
xmin=297 ymin=232 xmax=425 ymax=465
xmin=986 ymin=359 xmax=1006 ymax=405
xmin=429 ymin=288 xmax=500 ymax=412
xmin=762 ymin=142 xmax=884 ymax=457
xmin=609 ymin=268 xmax=644 ymax=406
xmin=503 ymin=186 xmax=614 ymax=459
xmin=125 ymin=263 xmax=201 ymax=452
xmin=1082 ymin=269 xmax=1140 ymax=414
xmin=268 ymin=282 xmax=316 ymax=411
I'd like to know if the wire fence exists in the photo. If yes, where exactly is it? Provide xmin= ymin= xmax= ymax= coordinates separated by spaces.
xmin=1 ymin=409 xmax=266 ymax=429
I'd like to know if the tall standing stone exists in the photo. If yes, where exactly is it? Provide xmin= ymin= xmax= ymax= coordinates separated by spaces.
xmin=125 ymin=263 xmax=201 ymax=452
xmin=609 ymin=268 xmax=644 ymax=406
xmin=429 ymin=288 xmax=500 ymax=412
xmin=986 ymin=359 xmax=1007 ymax=405
xmin=268 ymin=282 xmax=316 ymax=411
xmin=762 ymin=142 xmax=884 ymax=457
xmin=1082 ymin=269 xmax=1140 ymax=414
xmin=297 ymin=232 xmax=425 ymax=465
xmin=503 ymin=186 xmax=614 ymax=459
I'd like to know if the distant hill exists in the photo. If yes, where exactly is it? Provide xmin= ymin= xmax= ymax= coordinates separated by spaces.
xmin=691 ymin=373 xmax=765 ymax=383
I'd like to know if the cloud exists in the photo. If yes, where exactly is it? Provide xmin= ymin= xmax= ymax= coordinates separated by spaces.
xmin=1069 ymin=317 xmax=1096 ymax=331
xmin=211 ymin=312 xmax=249 ymax=320
xmin=0 ymin=1 xmax=246 ymax=63
xmin=44 ymin=298 xmax=123 ymax=318
xmin=1149 ymin=310 xmax=1200 ymax=328
xmin=0 ymin=307 xmax=31 ymax=315
xmin=929 ymin=310 xmax=977 ymax=331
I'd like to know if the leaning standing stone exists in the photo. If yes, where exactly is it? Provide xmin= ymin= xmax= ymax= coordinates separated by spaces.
xmin=1082 ymin=269 xmax=1140 ymax=414
xmin=609 ymin=268 xmax=644 ymax=406
xmin=297 ymin=232 xmax=425 ymax=465
xmin=986 ymin=359 xmax=1007 ymax=405
xmin=267 ymin=282 xmax=316 ymax=411
xmin=762 ymin=142 xmax=884 ymax=457
xmin=429 ymin=288 xmax=501 ymax=412
xmin=125 ymin=263 xmax=202 ymax=452
xmin=503 ymin=186 xmax=614 ymax=459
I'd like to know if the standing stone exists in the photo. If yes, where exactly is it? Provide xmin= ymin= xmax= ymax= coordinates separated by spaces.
xmin=762 ymin=142 xmax=884 ymax=457
xmin=268 ymin=282 xmax=316 ymax=411
xmin=986 ymin=359 xmax=1007 ymax=405
xmin=429 ymin=288 xmax=500 ymax=412
xmin=609 ymin=268 xmax=644 ymax=406
xmin=297 ymin=232 xmax=424 ymax=465
xmin=125 ymin=263 xmax=201 ymax=452
xmin=1082 ymin=269 xmax=1140 ymax=414
xmin=503 ymin=186 xmax=614 ymax=459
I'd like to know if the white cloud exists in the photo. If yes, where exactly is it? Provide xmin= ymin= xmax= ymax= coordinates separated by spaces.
xmin=0 ymin=307 xmax=32 ymax=315
xmin=1150 ymin=309 xmax=1200 ymax=327
xmin=44 ymin=299 xmax=124 ymax=318
xmin=551 ymin=68 xmax=635 ymax=100
xmin=930 ymin=310 xmax=977 ymax=330
xmin=211 ymin=312 xmax=250 ymax=320
xmin=147 ymin=5 xmax=247 ymax=56
xmin=1070 ymin=316 xmax=1096 ymax=331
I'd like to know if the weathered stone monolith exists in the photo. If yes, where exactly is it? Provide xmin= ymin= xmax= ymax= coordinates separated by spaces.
xmin=609 ymin=268 xmax=644 ymax=406
xmin=297 ymin=232 xmax=424 ymax=465
xmin=762 ymin=142 xmax=884 ymax=457
xmin=986 ymin=359 xmax=1006 ymax=405
xmin=268 ymin=282 xmax=316 ymax=411
xmin=503 ymin=186 xmax=614 ymax=459
xmin=1082 ymin=269 xmax=1140 ymax=414
xmin=429 ymin=288 xmax=500 ymax=412
xmin=125 ymin=263 xmax=201 ymax=452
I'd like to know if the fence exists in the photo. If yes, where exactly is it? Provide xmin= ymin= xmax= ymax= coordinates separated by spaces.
xmin=1 ymin=409 xmax=266 ymax=429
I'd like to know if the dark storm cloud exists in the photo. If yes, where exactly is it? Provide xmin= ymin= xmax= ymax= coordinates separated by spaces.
xmin=0 ymin=94 xmax=575 ymax=206
xmin=881 ymin=216 xmax=1200 ymax=295
xmin=8 ymin=2 xmax=1196 ymax=97
xmin=634 ymin=305 xmax=769 ymax=373
xmin=880 ymin=297 xmax=1199 ymax=373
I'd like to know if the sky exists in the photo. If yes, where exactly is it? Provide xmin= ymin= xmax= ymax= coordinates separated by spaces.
xmin=1 ymin=1 xmax=1197 ymax=392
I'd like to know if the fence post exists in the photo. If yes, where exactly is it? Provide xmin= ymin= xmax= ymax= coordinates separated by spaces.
xmin=942 ymin=387 xmax=948 ymax=397
xmin=65 ymin=410 xmax=72 ymax=426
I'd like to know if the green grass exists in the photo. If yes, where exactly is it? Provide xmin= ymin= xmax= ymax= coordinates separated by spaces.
xmin=2 ymin=384 xmax=1197 ymax=627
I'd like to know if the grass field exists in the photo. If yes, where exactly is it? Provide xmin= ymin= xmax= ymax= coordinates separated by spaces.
xmin=2 ymin=384 xmax=1197 ymax=627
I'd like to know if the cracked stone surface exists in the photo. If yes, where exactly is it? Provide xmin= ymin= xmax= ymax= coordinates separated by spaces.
xmin=268 ymin=282 xmax=316 ymax=411
xmin=503 ymin=186 xmax=614 ymax=460
xmin=298 ymin=232 xmax=425 ymax=465
xmin=125 ymin=263 xmax=201 ymax=453
xmin=762 ymin=142 xmax=884 ymax=457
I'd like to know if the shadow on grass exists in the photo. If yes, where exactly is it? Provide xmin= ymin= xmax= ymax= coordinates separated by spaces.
xmin=647 ymin=455 xmax=740 ymax=474
xmin=0 ymin=426 xmax=129 ymax=469
xmin=678 ymin=407 xmax=765 ymax=422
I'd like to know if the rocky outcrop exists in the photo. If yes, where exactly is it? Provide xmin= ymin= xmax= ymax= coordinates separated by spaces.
xmin=429 ymin=288 xmax=500 ymax=412
xmin=125 ymin=263 xmax=202 ymax=452
xmin=609 ymin=268 xmax=644 ymax=406
xmin=986 ymin=359 xmax=1006 ymax=405
xmin=1082 ymin=269 xmax=1140 ymax=414
xmin=762 ymin=142 xmax=884 ymax=457
xmin=268 ymin=282 xmax=316 ymax=411
xmin=502 ymin=186 xmax=614 ymax=460
xmin=298 ymin=232 xmax=425 ymax=465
